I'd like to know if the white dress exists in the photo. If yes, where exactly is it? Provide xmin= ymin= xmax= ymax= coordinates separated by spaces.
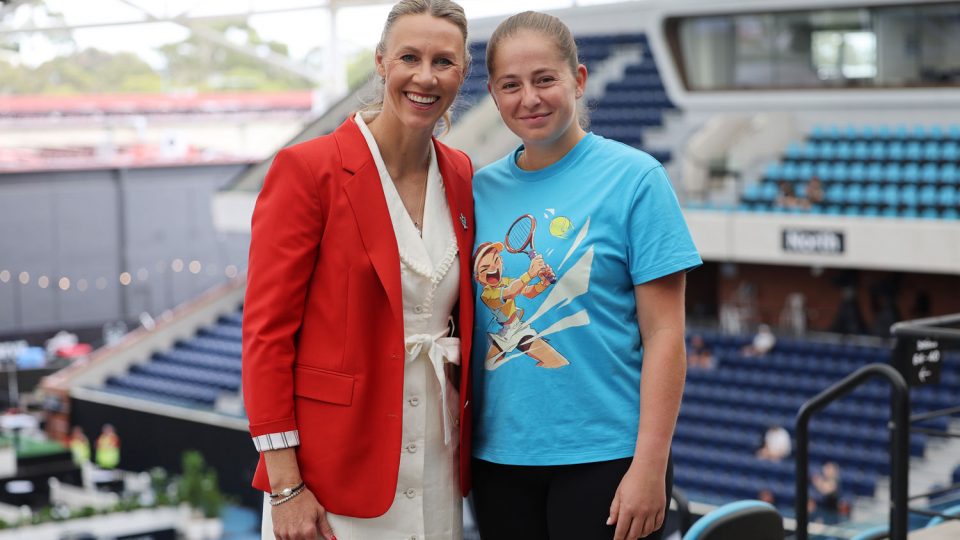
xmin=262 ymin=112 xmax=462 ymax=540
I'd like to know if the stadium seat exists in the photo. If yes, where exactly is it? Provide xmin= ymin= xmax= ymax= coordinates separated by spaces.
xmin=939 ymin=187 xmax=958 ymax=207
xmin=851 ymin=525 xmax=889 ymax=540
xmin=903 ymin=163 xmax=921 ymax=184
xmin=920 ymin=185 xmax=937 ymax=206
xmin=920 ymin=163 xmax=940 ymax=185
xmin=682 ymin=500 xmax=783 ymax=540
xmin=927 ymin=504 xmax=960 ymax=527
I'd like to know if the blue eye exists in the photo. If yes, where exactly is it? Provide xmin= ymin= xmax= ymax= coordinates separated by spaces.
xmin=400 ymin=54 xmax=417 ymax=63
xmin=435 ymin=57 xmax=454 ymax=67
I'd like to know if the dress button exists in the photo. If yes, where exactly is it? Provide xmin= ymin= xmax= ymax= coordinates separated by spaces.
xmin=414 ymin=305 xmax=424 ymax=314
xmin=406 ymin=442 xmax=418 ymax=453
xmin=404 ymin=488 xmax=416 ymax=499
xmin=408 ymin=396 xmax=420 ymax=407
xmin=454 ymin=418 xmax=460 ymax=427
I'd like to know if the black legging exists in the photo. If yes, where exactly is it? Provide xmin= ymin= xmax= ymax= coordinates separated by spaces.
xmin=471 ymin=456 xmax=673 ymax=540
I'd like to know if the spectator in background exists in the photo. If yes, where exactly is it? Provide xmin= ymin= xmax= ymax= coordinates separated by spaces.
xmin=758 ymin=489 xmax=776 ymax=506
xmin=95 ymin=424 xmax=120 ymax=470
xmin=830 ymin=286 xmax=868 ymax=335
xmin=743 ymin=324 xmax=776 ymax=357
xmin=812 ymin=462 xmax=841 ymax=513
xmin=756 ymin=425 xmax=791 ymax=461
xmin=687 ymin=334 xmax=715 ymax=369
xmin=69 ymin=426 xmax=90 ymax=466
xmin=775 ymin=181 xmax=801 ymax=209
xmin=804 ymin=176 xmax=825 ymax=208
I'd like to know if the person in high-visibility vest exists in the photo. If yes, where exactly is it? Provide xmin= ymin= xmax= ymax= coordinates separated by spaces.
xmin=95 ymin=424 xmax=120 ymax=469
xmin=69 ymin=426 xmax=90 ymax=466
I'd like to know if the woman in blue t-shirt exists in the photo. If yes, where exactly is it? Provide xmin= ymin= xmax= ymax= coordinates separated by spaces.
xmin=470 ymin=11 xmax=701 ymax=540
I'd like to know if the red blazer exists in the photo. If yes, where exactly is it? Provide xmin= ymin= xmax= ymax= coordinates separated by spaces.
xmin=242 ymin=117 xmax=474 ymax=518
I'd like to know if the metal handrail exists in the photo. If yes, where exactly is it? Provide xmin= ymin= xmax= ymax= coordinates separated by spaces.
xmin=794 ymin=363 xmax=910 ymax=540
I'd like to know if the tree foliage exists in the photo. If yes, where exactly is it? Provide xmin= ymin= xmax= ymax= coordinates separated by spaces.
xmin=1 ymin=10 xmax=318 ymax=94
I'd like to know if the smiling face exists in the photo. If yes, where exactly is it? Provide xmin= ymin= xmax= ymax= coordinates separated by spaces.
xmin=376 ymin=13 xmax=466 ymax=134
xmin=476 ymin=249 xmax=504 ymax=287
xmin=487 ymin=29 xmax=587 ymax=150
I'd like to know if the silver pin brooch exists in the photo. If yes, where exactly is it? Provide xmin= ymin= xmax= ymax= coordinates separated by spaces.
xmin=460 ymin=213 xmax=468 ymax=230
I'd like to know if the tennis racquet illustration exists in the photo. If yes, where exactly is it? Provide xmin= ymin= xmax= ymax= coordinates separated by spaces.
xmin=504 ymin=214 xmax=557 ymax=284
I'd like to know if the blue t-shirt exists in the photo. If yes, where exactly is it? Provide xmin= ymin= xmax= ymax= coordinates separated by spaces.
xmin=471 ymin=133 xmax=702 ymax=465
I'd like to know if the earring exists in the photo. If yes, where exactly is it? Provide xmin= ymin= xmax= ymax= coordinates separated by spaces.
xmin=380 ymin=76 xmax=385 ymax=84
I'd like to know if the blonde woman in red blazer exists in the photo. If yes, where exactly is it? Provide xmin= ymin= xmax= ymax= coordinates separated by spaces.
xmin=241 ymin=2 xmax=474 ymax=539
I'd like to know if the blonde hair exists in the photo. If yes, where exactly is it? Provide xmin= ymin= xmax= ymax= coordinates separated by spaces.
xmin=364 ymin=0 xmax=470 ymax=136
xmin=486 ymin=11 xmax=589 ymax=129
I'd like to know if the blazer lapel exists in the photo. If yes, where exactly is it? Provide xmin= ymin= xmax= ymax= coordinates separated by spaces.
xmin=336 ymin=119 xmax=403 ymax=327
xmin=434 ymin=141 xmax=470 ymax=263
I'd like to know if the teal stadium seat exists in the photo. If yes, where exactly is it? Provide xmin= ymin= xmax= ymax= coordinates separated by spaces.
xmin=682 ymin=500 xmax=784 ymax=540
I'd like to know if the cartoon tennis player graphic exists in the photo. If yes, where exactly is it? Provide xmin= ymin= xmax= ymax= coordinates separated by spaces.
xmin=474 ymin=214 xmax=571 ymax=369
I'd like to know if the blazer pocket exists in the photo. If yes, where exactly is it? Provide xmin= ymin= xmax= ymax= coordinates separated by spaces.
xmin=293 ymin=365 xmax=355 ymax=406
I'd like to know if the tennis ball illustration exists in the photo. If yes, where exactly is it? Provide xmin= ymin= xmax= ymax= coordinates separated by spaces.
xmin=549 ymin=216 xmax=573 ymax=239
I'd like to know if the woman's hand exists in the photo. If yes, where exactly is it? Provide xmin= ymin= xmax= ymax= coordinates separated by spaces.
xmin=272 ymin=487 xmax=336 ymax=540
xmin=608 ymin=462 xmax=666 ymax=540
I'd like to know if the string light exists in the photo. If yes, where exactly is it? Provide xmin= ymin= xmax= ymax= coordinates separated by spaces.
xmin=0 ymin=259 xmax=246 ymax=293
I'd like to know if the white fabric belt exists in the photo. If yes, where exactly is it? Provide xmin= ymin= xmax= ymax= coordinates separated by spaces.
xmin=404 ymin=333 xmax=460 ymax=445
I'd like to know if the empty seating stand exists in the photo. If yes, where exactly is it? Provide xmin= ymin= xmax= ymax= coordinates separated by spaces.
xmin=100 ymin=310 xmax=244 ymax=409
xmin=741 ymin=124 xmax=960 ymax=219
xmin=673 ymin=331 xmax=960 ymax=513
xmin=455 ymin=33 xmax=674 ymax=164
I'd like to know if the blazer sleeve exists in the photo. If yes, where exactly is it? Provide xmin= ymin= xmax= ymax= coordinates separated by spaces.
xmin=242 ymin=147 xmax=326 ymax=438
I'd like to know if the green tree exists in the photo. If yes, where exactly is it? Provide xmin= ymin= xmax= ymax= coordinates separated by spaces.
xmin=157 ymin=21 xmax=313 ymax=91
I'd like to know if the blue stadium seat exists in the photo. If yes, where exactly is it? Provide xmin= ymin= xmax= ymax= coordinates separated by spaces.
xmin=923 ymin=141 xmax=941 ymax=162
xmin=942 ymin=163 xmax=959 ymax=185
xmin=888 ymin=141 xmax=905 ymax=161
xmin=851 ymin=525 xmax=889 ymax=540
xmin=868 ymin=141 xmax=886 ymax=161
xmin=852 ymin=141 xmax=869 ymax=161
xmin=905 ymin=141 xmax=922 ymax=161
xmin=943 ymin=142 xmax=959 ymax=162
xmin=847 ymin=184 xmax=866 ymax=205
xmin=682 ymin=500 xmax=783 ymax=540
xmin=825 ymin=183 xmax=843 ymax=203
xmin=920 ymin=163 xmax=940 ymax=185
xmin=849 ymin=162 xmax=867 ymax=182
xmin=926 ymin=503 xmax=960 ymax=528
xmin=901 ymin=186 xmax=919 ymax=207
xmin=939 ymin=187 xmax=958 ymax=206
xmin=885 ymin=163 xmax=903 ymax=183
xmin=949 ymin=125 xmax=960 ymax=141
xmin=831 ymin=162 xmax=850 ymax=182
xmin=862 ymin=184 xmax=880 ymax=205
xmin=903 ymin=163 xmax=921 ymax=184
xmin=866 ymin=162 xmax=885 ymax=183
xmin=836 ymin=141 xmax=853 ymax=161
xmin=920 ymin=207 xmax=939 ymax=219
